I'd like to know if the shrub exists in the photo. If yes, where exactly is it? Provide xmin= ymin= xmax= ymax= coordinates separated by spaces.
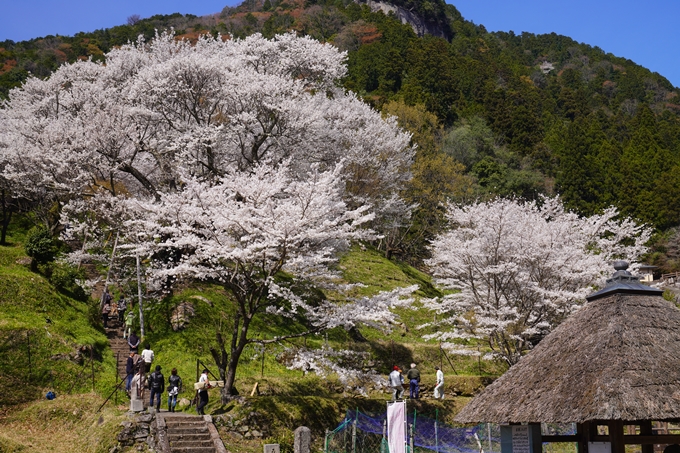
xmin=49 ymin=262 xmax=88 ymax=301
xmin=24 ymin=226 xmax=57 ymax=271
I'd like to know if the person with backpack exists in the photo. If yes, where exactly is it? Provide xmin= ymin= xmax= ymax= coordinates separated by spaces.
xmin=101 ymin=300 xmax=111 ymax=328
xmin=167 ymin=368 xmax=183 ymax=412
xmin=148 ymin=365 xmax=165 ymax=411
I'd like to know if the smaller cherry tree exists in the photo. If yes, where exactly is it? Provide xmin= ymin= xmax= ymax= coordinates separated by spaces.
xmin=425 ymin=196 xmax=651 ymax=366
xmin=122 ymin=161 xmax=415 ymax=399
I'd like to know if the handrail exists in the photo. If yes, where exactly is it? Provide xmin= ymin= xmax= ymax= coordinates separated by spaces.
xmin=97 ymin=373 xmax=130 ymax=413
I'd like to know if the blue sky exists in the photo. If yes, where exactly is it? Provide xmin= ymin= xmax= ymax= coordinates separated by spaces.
xmin=1 ymin=0 xmax=679 ymax=88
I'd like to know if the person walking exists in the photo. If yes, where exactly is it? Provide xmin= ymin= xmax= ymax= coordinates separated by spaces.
xmin=123 ymin=311 xmax=134 ymax=339
xmin=406 ymin=363 xmax=421 ymax=399
xmin=149 ymin=365 xmax=165 ymax=411
xmin=101 ymin=300 xmax=111 ymax=328
xmin=102 ymin=288 xmax=113 ymax=306
xmin=141 ymin=343 xmax=155 ymax=367
xmin=197 ymin=368 xmax=211 ymax=415
xmin=128 ymin=331 xmax=140 ymax=353
xmin=433 ymin=366 xmax=444 ymax=399
xmin=125 ymin=351 xmax=137 ymax=393
xmin=388 ymin=366 xmax=404 ymax=401
xmin=130 ymin=364 xmax=146 ymax=411
xmin=117 ymin=297 xmax=127 ymax=323
xmin=167 ymin=368 xmax=183 ymax=412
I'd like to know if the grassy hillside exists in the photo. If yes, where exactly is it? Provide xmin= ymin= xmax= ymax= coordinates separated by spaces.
xmin=0 ymin=220 xmax=501 ymax=452
xmin=138 ymin=244 xmax=503 ymax=402
xmin=0 ymin=218 xmax=117 ymax=408
xmin=0 ymin=394 xmax=123 ymax=453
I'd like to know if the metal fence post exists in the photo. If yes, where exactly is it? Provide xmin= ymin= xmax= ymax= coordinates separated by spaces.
xmin=435 ymin=410 xmax=439 ymax=453
xmin=352 ymin=415 xmax=357 ymax=453
xmin=488 ymin=423 xmax=493 ymax=453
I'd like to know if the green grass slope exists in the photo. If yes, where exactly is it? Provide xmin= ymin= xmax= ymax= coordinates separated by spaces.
xmin=0 ymin=223 xmax=116 ymax=408
xmin=0 ymin=227 xmax=502 ymax=452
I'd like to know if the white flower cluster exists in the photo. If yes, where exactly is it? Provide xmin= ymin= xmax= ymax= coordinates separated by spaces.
xmin=426 ymin=196 xmax=651 ymax=365
xmin=285 ymin=346 xmax=386 ymax=396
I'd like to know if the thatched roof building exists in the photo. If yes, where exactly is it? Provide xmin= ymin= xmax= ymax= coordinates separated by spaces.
xmin=454 ymin=261 xmax=680 ymax=453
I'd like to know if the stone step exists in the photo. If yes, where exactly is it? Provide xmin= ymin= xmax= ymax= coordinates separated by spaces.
xmin=167 ymin=421 xmax=210 ymax=428
xmin=165 ymin=422 xmax=209 ymax=429
xmin=169 ymin=440 xmax=215 ymax=448
xmin=167 ymin=427 xmax=210 ymax=435
xmin=168 ymin=433 xmax=213 ymax=442
xmin=166 ymin=417 xmax=207 ymax=424
xmin=166 ymin=418 xmax=208 ymax=425
xmin=166 ymin=422 xmax=210 ymax=429
xmin=170 ymin=447 xmax=216 ymax=453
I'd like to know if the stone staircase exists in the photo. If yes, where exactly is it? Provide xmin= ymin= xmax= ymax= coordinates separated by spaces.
xmin=158 ymin=413 xmax=227 ymax=453
xmin=105 ymin=316 xmax=130 ymax=382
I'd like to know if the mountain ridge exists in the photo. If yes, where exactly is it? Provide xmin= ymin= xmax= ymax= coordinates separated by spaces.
xmin=3 ymin=0 xmax=680 ymax=271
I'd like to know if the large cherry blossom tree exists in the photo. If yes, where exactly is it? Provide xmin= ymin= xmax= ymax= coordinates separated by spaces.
xmin=425 ymin=197 xmax=651 ymax=366
xmin=121 ymin=162 xmax=416 ymax=397
xmin=0 ymin=31 xmax=413 ymax=227
xmin=0 ymin=32 xmax=417 ymax=398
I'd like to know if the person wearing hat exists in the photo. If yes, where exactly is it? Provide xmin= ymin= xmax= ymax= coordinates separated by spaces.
xmin=197 ymin=368 xmax=211 ymax=415
xmin=148 ymin=365 xmax=165 ymax=411
xmin=388 ymin=365 xmax=404 ymax=401
xmin=433 ymin=366 xmax=444 ymax=399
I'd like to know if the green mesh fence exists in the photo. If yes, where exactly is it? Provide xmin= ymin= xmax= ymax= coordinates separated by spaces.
xmin=325 ymin=409 xmax=500 ymax=453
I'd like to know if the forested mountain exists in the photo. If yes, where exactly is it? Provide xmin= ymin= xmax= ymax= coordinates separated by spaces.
xmin=2 ymin=0 xmax=680 ymax=270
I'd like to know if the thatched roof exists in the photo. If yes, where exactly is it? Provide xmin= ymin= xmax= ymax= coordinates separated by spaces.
xmin=455 ymin=280 xmax=680 ymax=424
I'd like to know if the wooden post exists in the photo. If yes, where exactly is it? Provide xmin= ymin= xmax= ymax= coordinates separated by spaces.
xmin=609 ymin=420 xmax=625 ymax=453
xmin=640 ymin=421 xmax=653 ymax=453
xmin=478 ymin=344 xmax=482 ymax=375
xmin=576 ymin=422 xmax=590 ymax=453
xmin=261 ymin=343 xmax=265 ymax=378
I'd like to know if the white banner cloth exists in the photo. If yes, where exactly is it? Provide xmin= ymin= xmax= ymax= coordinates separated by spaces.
xmin=387 ymin=401 xmax=406 ymax=453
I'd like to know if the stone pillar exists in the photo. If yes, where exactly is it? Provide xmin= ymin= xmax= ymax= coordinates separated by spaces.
xmin=294 ymin=426 xmax=312 ymax=453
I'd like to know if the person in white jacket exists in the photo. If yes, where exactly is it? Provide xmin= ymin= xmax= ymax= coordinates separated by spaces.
xmin=197 ymin=369 xmax=211 ymax=415
xmin=141 ymin=343 xmax=155 ymax=366
xmin=433 ymin=366 xmax=444 ymax=399
xmin=388 ymin=366 xmax=404 ymax=401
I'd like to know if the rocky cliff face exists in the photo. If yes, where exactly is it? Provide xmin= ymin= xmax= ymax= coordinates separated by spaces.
xmin=359 ymin=0 xmax=452 ymax=40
